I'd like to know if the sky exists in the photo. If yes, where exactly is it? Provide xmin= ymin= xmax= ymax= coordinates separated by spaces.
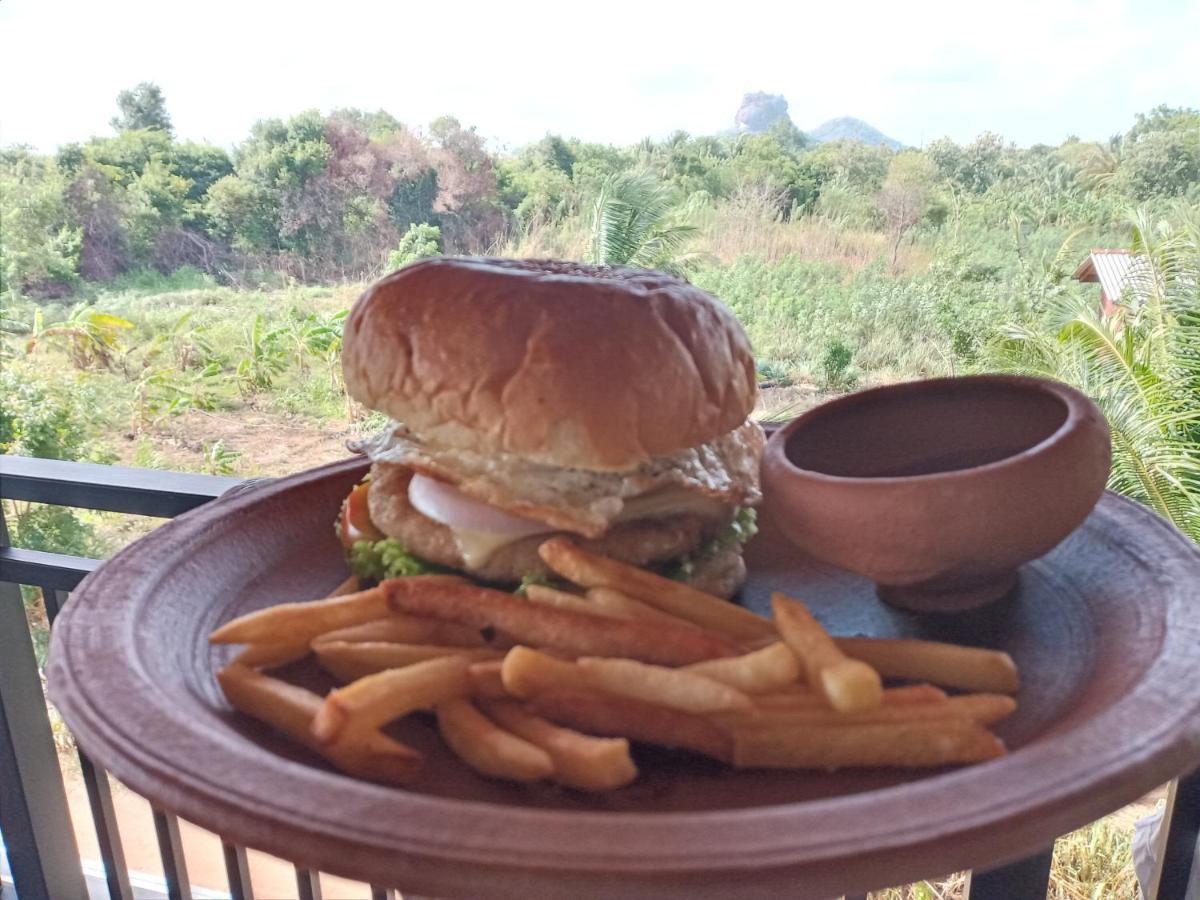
xmin=2 ymin=0 xmax=1197 ymax=154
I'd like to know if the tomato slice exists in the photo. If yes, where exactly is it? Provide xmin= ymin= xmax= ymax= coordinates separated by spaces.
xmin=339 ymin=481 xmax=383 ymax=547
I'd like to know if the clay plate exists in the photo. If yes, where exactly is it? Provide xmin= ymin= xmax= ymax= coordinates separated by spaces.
xmin=48 ymin=458 xmax=1200 ymax=899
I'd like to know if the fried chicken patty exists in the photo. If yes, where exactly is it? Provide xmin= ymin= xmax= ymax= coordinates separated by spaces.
xmin=367 ymin=462 xmax=742 ymax=592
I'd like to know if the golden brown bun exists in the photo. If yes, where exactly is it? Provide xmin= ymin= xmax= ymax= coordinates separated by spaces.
xmin=343 ymin=258 xmax=757 ymax=472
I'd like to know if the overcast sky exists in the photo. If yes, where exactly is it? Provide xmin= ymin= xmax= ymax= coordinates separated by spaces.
xmin=2 ymin=0 xmax=1196 ymax=154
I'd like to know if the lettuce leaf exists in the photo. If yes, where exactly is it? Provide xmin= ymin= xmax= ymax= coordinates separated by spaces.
xmin=662 ymin=507 xmax=758 ymax=582
xmin=347 ymin=538 xmax=443 ymax=582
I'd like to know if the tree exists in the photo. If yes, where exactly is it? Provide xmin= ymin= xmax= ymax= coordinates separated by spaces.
xmin=933 ymin=132 xmax=1014 ymax=193
xmin=173 ymin=142 xmax=234 ymax=203
xmin=0 ymin=150 xmax=81 ymax=296
xmin=428 ymin=116 xmax=497 ymax=213
xmin=803 ymin=140 xmax=892 ymax=192
xmin=330 ymin=108 xmax=405 ymax=140
xmin=204 ymin=174 xmax=278 ymax=251
xmin=767 ymin=117 xmax=808 ymax=154
xmin=381 ymin=127 xmax=440 ymax=233
xmin=111 ymin=82 xmax=173 ymax=135
xmin=427 ymin=116 xmax=502 ymax=251
xmin=64 ymin=165 xmax=130 ymax=280
xmin=728 ymin=133 xmax=817 ymax=217
xmin=214 ymin=111 xmax=333 ymax=260
xmin=1116 ymin=108 xmax=1200 ymax=200
xmin=586 ymin=171 xmax=701 ymax=275
xmin=86 ymin=128 xmax=175 ymax=184
xmin=877 ymin=151 xmax=938 ymax=269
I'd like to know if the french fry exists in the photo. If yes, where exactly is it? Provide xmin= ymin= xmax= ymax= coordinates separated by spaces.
xmin=467 ymin=660 xmax=510 ymax=700
xmin=528 ymin=689 xmax=733 ymax=763
xmin=772 ymin=593 xmax=883 ymax=713
xmin=502 ymin=647 xmax=751 ymax=714
xmin=311 ymin=616 xmax=488 ymax=648
xmin=575 ymin=657 xmax=753 ymax=713
xmin=538 ymin=538 xmax=774 ymax=642
xmin=524 ymin=584 xmax=614 ymax=618
xmin=683 ymin=642 xmax=801 ymax=694
xmin=725 ymin=694 xmax=1017 ymax=729
xmin=500 ymin=647 xmax=598 ymax=697
xmin=315 ymin=642 xmax=503 ymax=683
xmin=754 ymin=683 xmax=947 ymax=710
xmin=834 ymin=637 xmax=1020 ymax=695
xmin=384 ymin=577 xmax=738 ymax=665
xmin=584 ymin=587 xmax=700 ymax=628
xmin=733 ymin=720 xmax=1006 ymax=769
xmin=872 ymin=683 xmax=949 ymax=705
xmin=481 ymin=700 xmax=638 ymax=791
xmin=436 ymin=699 xmax=554 ymax=782
xmin=231 ymin=640 xmax=312 ymax=669
xmin=311 ymin=656 xmax=471 ymax=746
xmin=216 ymin=664 xmax=422 ymax=784
xmin=210 ymin=582 xmax=406 ymax=645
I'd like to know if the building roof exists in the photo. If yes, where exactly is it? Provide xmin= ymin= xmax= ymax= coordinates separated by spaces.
xmin=1073 ymin=249 xmax=1151 ymax=304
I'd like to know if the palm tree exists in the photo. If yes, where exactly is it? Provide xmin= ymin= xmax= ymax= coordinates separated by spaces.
xmin=586 ymin=171 xmax=705 ymax=276
xmin=984 ymin=207 xmax=1200 ymax=540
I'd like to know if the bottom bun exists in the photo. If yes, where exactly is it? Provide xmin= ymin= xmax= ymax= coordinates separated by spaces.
xmin=366 ymin=463 xmax=746 ymax=596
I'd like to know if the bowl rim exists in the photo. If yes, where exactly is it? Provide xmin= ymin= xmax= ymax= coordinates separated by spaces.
xmin=764 ymin=374 xmax=1097 ymax=487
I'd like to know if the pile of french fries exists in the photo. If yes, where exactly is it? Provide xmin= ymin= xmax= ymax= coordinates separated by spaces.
xmin=211 ymin=537 xmax=1020 ymax=792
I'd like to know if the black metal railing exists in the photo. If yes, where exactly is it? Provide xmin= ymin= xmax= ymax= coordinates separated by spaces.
xmin=0 ymin=453 xmax=1195 ymax=900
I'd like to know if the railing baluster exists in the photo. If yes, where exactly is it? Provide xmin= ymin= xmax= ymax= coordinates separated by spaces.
xmin=152 ymin=808 xmax=193 ymax=900
xmin=79 ymin=753 xmax=135 ymax=900
xmin=0 ymin=506 xmax=88 ymax=900
xmin=41 ymin=586 xmax=136 ymax=900
xmin=221 ymin=840 xmax=255 ymax=900
xmin=1157 ymin=768 xmax=1200 ymax=899
xmin=965 ymin=846 xmax=1054 ymax=899
xmin=295 ymin=867 xmax=323 ymax=900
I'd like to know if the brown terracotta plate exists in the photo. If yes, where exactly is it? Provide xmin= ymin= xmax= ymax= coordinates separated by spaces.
xmin=48 ymin=457 xmax=1200 ymax=899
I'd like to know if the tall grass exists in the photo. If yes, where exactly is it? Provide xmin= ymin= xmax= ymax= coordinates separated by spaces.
xmin=867 ymin=818 xmax=1139 ymax=900
xmin=697 ymin=194 xmax=931 ymax=274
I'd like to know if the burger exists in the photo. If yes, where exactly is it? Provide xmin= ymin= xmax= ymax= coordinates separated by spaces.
xmin=335 ymin=257 xmax=764 ymax=599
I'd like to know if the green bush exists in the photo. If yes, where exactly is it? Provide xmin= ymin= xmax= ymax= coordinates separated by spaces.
xmin=387 ymin=223 xmax=442 ymax=270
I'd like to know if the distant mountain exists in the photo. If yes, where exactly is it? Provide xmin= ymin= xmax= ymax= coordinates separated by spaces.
xmin=807 ymin=117 xmax=904 ymax=149
xmin=735 ymin=92 xmax=792 ymax=134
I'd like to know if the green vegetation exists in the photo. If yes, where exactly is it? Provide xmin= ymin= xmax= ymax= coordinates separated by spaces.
xmin=3 ymin=86 xmax=1198 ymax=542
xmin=985 ymin=210 xmax=1200 ymax=540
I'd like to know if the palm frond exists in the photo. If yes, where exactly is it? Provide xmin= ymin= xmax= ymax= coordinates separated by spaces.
xmin=983 ymin=207 xmax=1200 ymax=541
xmin=586 ymin=171 xmax=702 ymax=275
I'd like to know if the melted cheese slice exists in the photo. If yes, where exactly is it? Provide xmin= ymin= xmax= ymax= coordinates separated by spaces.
xmin=454 ymin=527 xmax=548 ymax=569
xmin=448 ymin=488 xmax=729 ymax=568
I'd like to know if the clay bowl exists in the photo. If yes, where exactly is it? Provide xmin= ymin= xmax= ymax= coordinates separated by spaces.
xmin=761 ymin=375 xmax=1112 ymax=612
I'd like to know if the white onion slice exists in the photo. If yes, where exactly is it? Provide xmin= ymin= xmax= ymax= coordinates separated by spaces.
xmin=408 ymin=473 xmax=554 ymax=538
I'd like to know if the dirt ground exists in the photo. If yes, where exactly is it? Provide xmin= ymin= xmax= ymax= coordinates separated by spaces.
xmin=112 ymin=405 xmax=359 ymax=478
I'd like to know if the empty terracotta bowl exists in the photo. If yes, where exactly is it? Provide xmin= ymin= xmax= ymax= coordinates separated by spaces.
xmin=761 ymin=375 xmax=1112 ymax=612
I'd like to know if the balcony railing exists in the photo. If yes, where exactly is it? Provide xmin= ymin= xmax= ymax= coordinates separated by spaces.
xmin=1 ymin=453 xmax=1196 ymax=900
